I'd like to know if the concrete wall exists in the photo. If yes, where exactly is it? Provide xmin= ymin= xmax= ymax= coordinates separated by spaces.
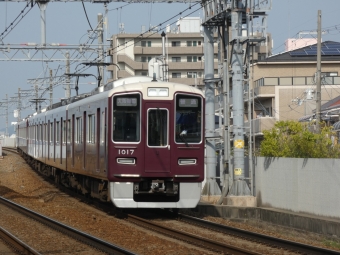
xmin=255 ymin=157 xmax=340 ymax=219
xmin=0 ymin=137 xmax=16 ymax=147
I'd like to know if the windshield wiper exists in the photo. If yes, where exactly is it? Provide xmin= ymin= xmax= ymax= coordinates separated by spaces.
xmin=179 ymin=130 xmax=189 ymax=147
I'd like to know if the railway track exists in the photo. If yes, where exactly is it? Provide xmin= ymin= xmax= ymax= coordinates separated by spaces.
xmin=126 ymin=213 xmax=261 ymax=255
xmin=8 ymin=148 xmax=340 ymax=255
xmin=0 ymin=226 xmax=41 ymax=255
xmin=176 ymin=213 xmax=340 ymax=255
xmin=124 ymin=209 xmax=340 ymax=255
xmin=2 ymin=147 xmax=18 ymax=154
xmin=0 ymin=196 xmax=136 ymax=255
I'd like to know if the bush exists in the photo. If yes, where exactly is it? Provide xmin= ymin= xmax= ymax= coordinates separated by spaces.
xmin=258 ymin=120 xmax=340 ymax=158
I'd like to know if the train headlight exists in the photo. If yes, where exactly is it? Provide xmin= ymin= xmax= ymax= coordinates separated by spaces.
xmin=178 ymin=159 xmax=196 ymax=165
xmin=117 ymin=158 xmax=136 ymax=165
xmin=148 ymin=88 xmax=169 ymax=97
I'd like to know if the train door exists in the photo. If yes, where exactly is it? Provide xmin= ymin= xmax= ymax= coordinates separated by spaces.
xmin=144 ymin=103 xmax=171 ymax=173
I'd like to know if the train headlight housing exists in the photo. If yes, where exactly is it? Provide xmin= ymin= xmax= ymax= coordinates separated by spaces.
xmin=117 ymin=158 xmax=136 ymax=165
xmin=178 ymin=159 xmax=196 ymax=165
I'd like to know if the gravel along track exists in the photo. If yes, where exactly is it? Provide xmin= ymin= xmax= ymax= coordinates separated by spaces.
xmin=0 ymin=234 xmax=19 ymax=255
xmin=0 ymin=151 xmax=217 ymax=255
xmin=2 ymin=150 xmax=340 ymax=254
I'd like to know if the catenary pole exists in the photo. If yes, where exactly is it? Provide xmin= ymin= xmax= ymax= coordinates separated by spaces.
xmin=202 ymin=24 xmax=221 ymax=196
xmin=316 ymin=10 xmax=322 ymax=133
xmin=229 ymin=1 xmax=250 ymax=196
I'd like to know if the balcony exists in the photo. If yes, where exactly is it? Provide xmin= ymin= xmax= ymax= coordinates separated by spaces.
xmin=117 ymin=70 xmax=132 ymax=79
xmin=134 ymin=46 xmax=207 ymax=55
xmin=245 ymin=116 xmax=276 ymax=135
xmin=169 ymin=61 xmax=218 ymax=70
xmin=117 ymin=54 xmax=148 ymax=70
xmin=168 ymin=77 xmax=204 ymax=86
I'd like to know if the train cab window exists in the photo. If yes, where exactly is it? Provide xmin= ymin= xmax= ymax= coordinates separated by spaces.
xmin=175 ymin=94 xmax=202 ymax=144
xmin=113 ymin=94 xmax=140 ymax=142
xmin=147 ymin=109 xmax=168 ymax=147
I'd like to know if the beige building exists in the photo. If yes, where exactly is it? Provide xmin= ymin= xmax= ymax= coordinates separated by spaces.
xmin=107 ymin=18 xmax=218 ymax=89
xmin=248 ymin=41 xmax=340 ymax=137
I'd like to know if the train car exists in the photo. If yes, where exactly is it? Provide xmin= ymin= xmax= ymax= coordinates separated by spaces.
xmin=16 ymin=76 xmax=205 ymax=208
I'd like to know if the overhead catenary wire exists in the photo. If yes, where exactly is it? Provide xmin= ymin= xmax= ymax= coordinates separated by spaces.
xmin=0 ymin=2 xmax=37 ymax=43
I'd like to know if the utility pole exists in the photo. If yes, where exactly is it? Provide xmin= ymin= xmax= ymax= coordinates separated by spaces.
xmin=228 ymin=3 xmax=250 ymax=197
xmin=316 ymin=10 xmax=322 ymax=133
xmin=37 ymin=1 xmax=48 ymax=46
xmin=98 ymin=13 xmax=104 ymax=87
xmin=6 ymin=94 xmax=8 ymax=137
xmin=201 ymin=25 xmax=221 ymax=196
xmin=49 ymin=69 xmax=53 ymax=107
xmin=65 ymin=52 xmax=71 ymax=98
xmin=17 ymin=88 xmax=22 ymax=121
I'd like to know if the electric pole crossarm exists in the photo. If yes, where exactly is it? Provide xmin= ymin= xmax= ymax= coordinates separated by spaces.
xmin=0 ymin=46 xmax=98 ymax=61
xmin=0 ymin=0 xmax=198 ymax=2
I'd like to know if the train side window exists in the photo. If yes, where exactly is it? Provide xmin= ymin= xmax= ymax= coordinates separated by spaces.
xmin=56 ymin=121 xmax=60 ymax=144
xmin=113 ymin=94 xmax=140 ymax=142
xmin=175 ymin=94 xmax=202 ymax=144
xmin=62 ymin=120 xmax=66 ymax=144
xmin=75 ymin=117 xmax=83 ymax=144
xmin=88 ymin=114 xmax=95 ymax=144
xmin=50 ymin=122 xmax=54 ymax=144
xmin=67 ymin=119 xmax=71 ymax=143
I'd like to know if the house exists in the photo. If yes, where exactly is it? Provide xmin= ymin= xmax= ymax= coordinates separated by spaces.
xmin=248 ymin=41 xmax=340 ymax=141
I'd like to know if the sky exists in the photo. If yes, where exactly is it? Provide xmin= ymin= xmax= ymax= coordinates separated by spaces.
xmin=0 ymin=0 xmax=340 ymax=132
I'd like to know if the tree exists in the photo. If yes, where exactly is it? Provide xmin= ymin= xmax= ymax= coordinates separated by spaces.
xmin=258 ymin=120 xmax=340 ymax=158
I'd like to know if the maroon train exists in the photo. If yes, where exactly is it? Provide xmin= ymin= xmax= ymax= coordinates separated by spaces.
xmin=16 ymin=76 xmax=205 ymax=208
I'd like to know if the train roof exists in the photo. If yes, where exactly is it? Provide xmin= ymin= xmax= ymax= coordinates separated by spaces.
xmin=21 ymin=77 xmax=204 ymax=121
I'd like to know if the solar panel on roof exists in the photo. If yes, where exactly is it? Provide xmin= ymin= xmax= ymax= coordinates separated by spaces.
xmin=305 ymin=49 xmax=317 ymax=55
xmin=290 ymin=42 xmax=340 ymax=56
xmin=325 ymin=45 xmax=339 ymax=49
xmin=289 ymin=51 xmax=308 ymax=56
xmin=322 ymin=49 xmax=340 ymax=55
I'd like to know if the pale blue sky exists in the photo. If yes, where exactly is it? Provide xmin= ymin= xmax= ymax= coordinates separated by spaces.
xmin=0 ymin=0 xmax=339 ymax=131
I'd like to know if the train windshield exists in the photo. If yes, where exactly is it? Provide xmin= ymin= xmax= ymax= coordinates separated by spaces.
xmin=113 ymin=94 xmax=140 ymax=142
xmin=175 ymin=94 xmax=202 ymax=144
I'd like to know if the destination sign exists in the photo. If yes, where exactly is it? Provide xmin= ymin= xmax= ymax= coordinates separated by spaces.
xmin=179 ymin=98 xmax=198 ymax=107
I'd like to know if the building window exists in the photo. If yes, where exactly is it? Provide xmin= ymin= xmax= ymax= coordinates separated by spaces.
xmin=172 ymin=73 xmax=181 ymax=78
xmin=198 ymin=41 xmax=201 ymax=46
xmin=141 ymin=71 xmax=148 ymax=76
xmin=172 ymin=57 xmax=181 ymax=62
xmin=141 ymin=56 xmax=152 ymax=62
xmin=322 ymin=72 xmax=338 ymax=77
xmin=187 ymin=41 xmax=199 ymax=47
xmin=141 ymin=41 xmax=151 ymax=47
xmin=172 ymin=41 xmax=180 ymax=47
xmin=198 ymin=56 xmax=202 ymax=61
xmin=187 ymin=72 xmax=197 ymax=78
xmin=187 ymin=56 xmax=197 ymax=62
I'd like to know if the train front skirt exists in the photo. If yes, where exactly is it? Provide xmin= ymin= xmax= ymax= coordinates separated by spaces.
xmin=109 ymin=182 xmax=202 ymax=208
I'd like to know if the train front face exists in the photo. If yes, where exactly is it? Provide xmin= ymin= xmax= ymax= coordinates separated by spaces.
xmin=108 ymin=82 xmax=205 ymax=208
